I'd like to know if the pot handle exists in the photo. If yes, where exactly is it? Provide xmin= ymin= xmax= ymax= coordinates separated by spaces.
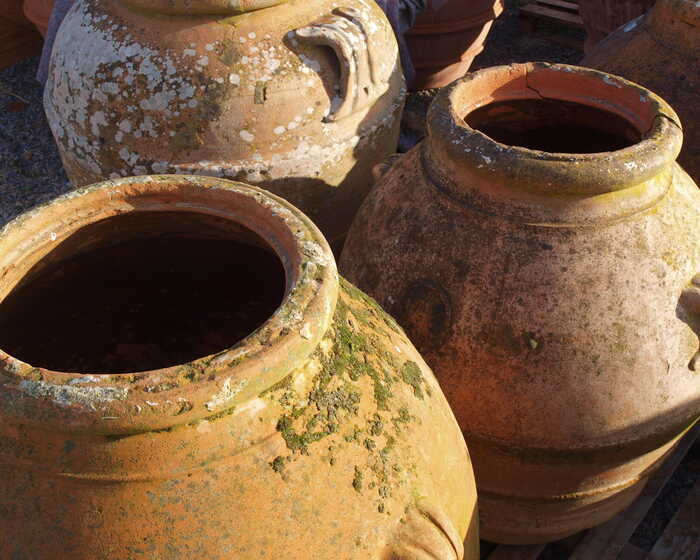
xmin=389 ymin=501 xmax=465 ymax=559
xmin=295 ymin=7 xmax=382 ymax=122
xmin=372 ymin=153 xmax=402 ymax=182
xmin=681 ymin=274 xmax=700 ymax=371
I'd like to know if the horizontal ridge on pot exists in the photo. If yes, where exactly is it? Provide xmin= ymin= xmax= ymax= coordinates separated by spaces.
xmin=339 ymin=63 xmax=700 ymax=544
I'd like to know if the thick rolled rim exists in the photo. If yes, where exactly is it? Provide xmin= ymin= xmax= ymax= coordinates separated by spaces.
xmin=0 ymin=175 xmax=338 ymax=434
xmin=425 ymin=62 xmax=683 ymax=200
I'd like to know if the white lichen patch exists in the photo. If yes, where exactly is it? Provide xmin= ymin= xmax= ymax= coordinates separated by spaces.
xmin=602 ymin=75 xmax=623 ymax=88
xmin=205 ymin=377 xmax=248 ymax=411
xmin=300 ymin=323 xmax=313 ymax=339
xmin=235 ymin=397 xmax=267 ymax=417
xmin=18 ymin=379 xmax=129 ymax=408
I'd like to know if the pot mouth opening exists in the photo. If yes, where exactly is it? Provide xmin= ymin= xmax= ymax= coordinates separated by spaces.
xmin=0 ymin=212 xmax=286 ymax=374
xmin=452 ymin=63 xmax=666 ymax=157
xmin=464 ymin=97 xmax=642 ymax=154
xmin=0 ymin=176 xmax=337 ymax=383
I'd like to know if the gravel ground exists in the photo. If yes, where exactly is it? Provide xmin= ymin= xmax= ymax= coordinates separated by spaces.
xmin=0 ymin=57 xmax=69 ymax=227
xmin=1 ymin=2 xmax=699 ymax=558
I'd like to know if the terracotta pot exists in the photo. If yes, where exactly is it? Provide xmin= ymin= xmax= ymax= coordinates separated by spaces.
xmin=23 ymin=0 xmax=53 ymax=37
xmin=405 ymin=0 xmax=503 ymax=90
xmin=583 ymin=0 xmax=700 ymax=183
xmin=578 ymin=0 xmax=656 ymax=51
xmin=0 ymin=174 xmax=478 ymax=559
xmin=43 ymin=0 xmax=405 ymax=251
xmin=340 ymin=62 xmax=700 ymax=544
xmin=0 ymin=0 xmax=43 ymax=69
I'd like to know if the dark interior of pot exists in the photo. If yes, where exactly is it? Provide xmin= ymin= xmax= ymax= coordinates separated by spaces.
xmin=0 ymin=212 xmax=286 ymax=374
xmin=464 ymin=98 xmax=643 ymax=153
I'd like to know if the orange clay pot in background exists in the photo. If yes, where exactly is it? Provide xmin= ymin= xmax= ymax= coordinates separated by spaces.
xmin=23 ymin=0 xmax=53 ymax=37
xmin=340 ymin=63 xmax=700 ymax=544
xmin=583 ymin=0 xmax=700 ymax=182
xmin=0 ymin=175 xmax=478 ymax=559
xmin=578 ymin=0 xmax=655 ymax=51
xmin=0 ymin=0 xmax=42 ymax=69
xmin=405 ymin=0 xmax=503 ymax=90
xmin=44 ymin=0 xmax=405 ymax=251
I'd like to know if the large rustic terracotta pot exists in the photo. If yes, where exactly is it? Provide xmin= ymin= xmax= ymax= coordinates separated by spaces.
xmin=23 ymin=0 xmax=53 ymax=37
xmin=0 ymin=175 xmax=478 ymax=559
xmin=340 ymin=62 xmax=700 ymax=544
xmin=578 ymin=0 xmax=656 ymax=51
xmin=43 ymin=0 xmax=405 ymax=250
xmin=583 ymin=0 xmax=700 ymax=183
xmin=405 ymin=0 xmax=503 ymax=90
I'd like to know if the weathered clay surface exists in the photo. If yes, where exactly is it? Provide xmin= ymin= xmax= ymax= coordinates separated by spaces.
xmin=583 ymin=0 xmax=700 ymax=182
xmin=43 ymin=0 xmax=405 ymax=249
xmin=0 ymin=175 xmax=477 ymax=559
xmin=578 ymin=0 xmax=656 ymax=51
xmin=340 ymin=62 xmax=700 ymax=544
xmin=406 ymin=0 xmax=503 ymax=90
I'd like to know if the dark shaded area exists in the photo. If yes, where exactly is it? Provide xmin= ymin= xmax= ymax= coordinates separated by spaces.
xmin=0 ymin=236 xmax=285 ymax=373
xmin=630 ymin=441 xmax=700 ymax=550
xmin=465 ymin=98 xmax=640 ymax=153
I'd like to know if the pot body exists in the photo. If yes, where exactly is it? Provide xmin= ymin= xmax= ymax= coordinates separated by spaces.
xmin=405 ymin=0 xmax=503 ymax=90
xmin=583 ymin=0 xmax=700 ymax=182
xmin=0 ymin=175 xmax=477 ymax=559
xmin=23 ymin=0 xmax=53 ymax=36
xmin=578 ymin=0 xmax=655 ymax=51
xmin=43 ymin=0 xmax=405 ymax=249
xmin=340 ymin=63 xmax=700 ymax=543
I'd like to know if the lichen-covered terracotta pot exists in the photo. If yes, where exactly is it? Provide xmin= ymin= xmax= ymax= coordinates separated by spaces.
xmin=578 ymin=0 xmax=655 ymax=51
xmin=43 ymin=0 xmax=405 ymax=250
xmin=23 ymin=0 xmax=53 ymax=36
xmin=0 ymin=175 xmax=477 ymax=559
xmin=405 ymin=0 xmax=503 ymax=90
xmin=583 ymin=0 xmax=700 ymax=182
xmin=340 ymin=62 xmax=700 ymax=544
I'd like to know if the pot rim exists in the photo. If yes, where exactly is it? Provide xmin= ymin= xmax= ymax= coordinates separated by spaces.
xmin=423 ymin=62 xmax=683 ymax=222
xmin=0 ymin=175 xmax=338 ymax=434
